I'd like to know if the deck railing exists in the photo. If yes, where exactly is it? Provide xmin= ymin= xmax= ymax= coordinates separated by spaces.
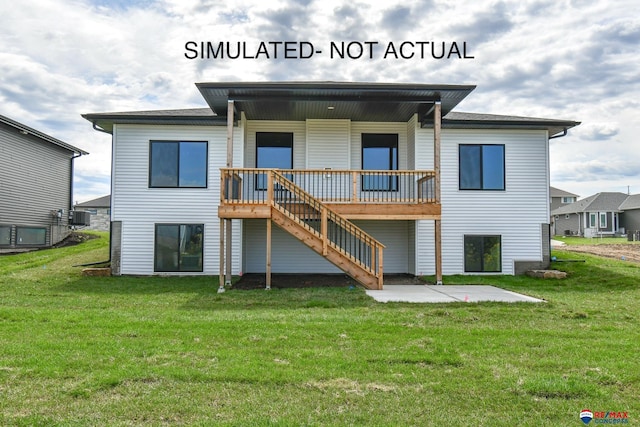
xmin=221 ymin=168 xmax=437 ymax=205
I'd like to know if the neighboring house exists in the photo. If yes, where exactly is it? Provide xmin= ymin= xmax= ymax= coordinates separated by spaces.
xmin=549 ymin=186 xmax=579 ymax=235
xmin=74 ymin=195 xmax=110 ymax=232
xmin=619 ymin=194 xmax=640 ymax=236
xmin=83 ymin=82 xmax=579 ymax=288
xmin=0 ymin=114 xmax=88 ymax=251
xmin=551 ymin=192 xmax=629 ymax=237
xmin=550 ymin=186 xmax=578 ymax=212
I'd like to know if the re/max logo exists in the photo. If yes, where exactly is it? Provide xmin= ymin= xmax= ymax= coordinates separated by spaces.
xmin=594 ymin=412 xmax=628 ymax=419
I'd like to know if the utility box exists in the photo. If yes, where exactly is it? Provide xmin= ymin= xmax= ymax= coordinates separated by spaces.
xmin=69 ymin=211 xmax=91 ymax=226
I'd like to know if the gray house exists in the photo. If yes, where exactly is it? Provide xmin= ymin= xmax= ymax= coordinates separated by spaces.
xmin=0 ymin=114 xmax=88 ymax=250
xmin=619 ymin=194 xmax=640 ymax=236
xmin=551 ymin=192 xmax=629 ymax=237
xmin=74 ymin=195 xmax=110 ymax=232
xmin=550 ymin=186 xmax=578 ymax=212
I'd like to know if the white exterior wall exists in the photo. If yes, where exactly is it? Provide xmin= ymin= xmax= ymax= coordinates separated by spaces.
xmin=112 ymin=123 xmax=243 ymax=275
xmin=416 ymin=128 xmax=550 ymax=275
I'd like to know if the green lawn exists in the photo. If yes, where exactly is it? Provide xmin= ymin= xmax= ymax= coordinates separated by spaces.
xmin=0 ymin=233 xmax=638 ymax=426
xmin=553 ymin=235 xmax=640 ymax=245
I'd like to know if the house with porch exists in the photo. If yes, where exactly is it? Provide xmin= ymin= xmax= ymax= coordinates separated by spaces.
xmin=82 ymin=82 xmax=579 ymax=289
xmin=551 ymin=192 xmax=628 ymax=237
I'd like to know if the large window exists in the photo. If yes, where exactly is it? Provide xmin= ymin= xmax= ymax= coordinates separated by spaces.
xmin=464 ymin=235 xmax=502 ymax=272
xmin=0 ymin=225 xmax=11 ymax=246
xmin=459 ymin=144 xmax=505 ymax=190
xmin=362 ymin=133 xmax=398 ymax=191
xmin=256 ymin=132 xmax=293 ymax=190
xmin=16 ymin=227 xmax=46 ymax=246
xmin=150 ymin=141 xmax=207 ymax=188
xmin=154 ymin=224 xmax=204 ymax=272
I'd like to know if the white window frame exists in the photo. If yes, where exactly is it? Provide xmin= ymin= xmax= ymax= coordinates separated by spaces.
xmin=599 ymin=212 xmax=607 ymax=229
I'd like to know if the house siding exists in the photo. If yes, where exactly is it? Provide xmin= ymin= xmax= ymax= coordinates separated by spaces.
xmin=0 ymin=122 xmax=72 ymax=247
xmin=244 ymin=121 xmax=306 ymax=168
xmin=417 ymin=128 xmax=549 ymax=275
xmin=243 ymin=219 xmax=412 ymax=274
xmin=622 ymin=209 xmax=640 ymax=234
xmin=306 ymin=119 xmax=350 ymax=169
xmin=111 ymin=124 xmax=243 ymax=275
xmin=554 ymin=213 xmax=581 ymax=236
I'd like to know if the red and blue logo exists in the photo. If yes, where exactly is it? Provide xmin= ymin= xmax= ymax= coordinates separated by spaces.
xmin=581 ymin=409 xmax=594 ymax=425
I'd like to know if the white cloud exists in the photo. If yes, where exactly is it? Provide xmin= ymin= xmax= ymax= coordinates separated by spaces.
xmin=1 ymin=0 xmax=639 ymax=201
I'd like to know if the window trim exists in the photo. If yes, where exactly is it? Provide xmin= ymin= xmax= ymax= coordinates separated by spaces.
xmin=464 ymin=234 xmax=502 ymax=273
xmin=149 ymin=140 xmax=208 ymax=189
xmin=458 ymin=144 xmax=506 ymax=191
xmin=599 ymin=212 xmax=607 ymax=229
xmin=154 ymin=223 xmax=204 ymax=273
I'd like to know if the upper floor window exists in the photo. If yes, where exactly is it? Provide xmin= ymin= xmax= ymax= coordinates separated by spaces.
xmin=256 ymin=132 xmax=293 ymax=190
xmin=562 ymin=197 xmax=575 ymax=204
xmin=149 ymin=141 xmax=207 ymax=188
xmin=459 ymin=144 xmax=505 ymax=190
xmin=362 ymin=133 xmax=398 ymax=191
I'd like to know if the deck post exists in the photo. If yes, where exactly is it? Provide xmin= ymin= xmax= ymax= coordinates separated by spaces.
xmin=434 ymin=101 xmax=443 ymax=285
xmin=225 ymin=100 xmax=234 ymax=286
xmin=266 ymin=218 xmax=272 ymax=290
xmin=218 ymin=218 xmax=225 ymax=293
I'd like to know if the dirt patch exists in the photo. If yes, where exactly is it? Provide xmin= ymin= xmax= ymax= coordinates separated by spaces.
xmin=233 ymin=273 xmax=424 ymax=290
xmin=558 ymin=244 xmax=640 ymax=263
xmin=53 ymin=232 xmax=99 ymax=248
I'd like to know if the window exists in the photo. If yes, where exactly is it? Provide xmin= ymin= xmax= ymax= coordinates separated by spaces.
xmin=16 ymin=227 xmax=46 ymax=246
xmin=256 ymin=132 xmax=293 ymax=190
xmin=562 ymin=197 xmax=575 ymax=204
xmin=154 ymin=224 xmax=204 ymax=272
xmin=599 ymin=212 xmax=607 ymax=229
xmin=0 ymin=225 xmax=11 ymax=246
xmin=362 ymin=133 xmax=398 ymax=191
xmin=464 ymin=235 xmax=501 ymax=272
xmin=87 ymin=209 xmax=98 ymax=215
xmin=589 ymin=213 xmax=597 ymax=228
xmin=459 ymin=144 xmax=505 ymax=190
xmin=150 ymin=141 xmax=207 ymax=188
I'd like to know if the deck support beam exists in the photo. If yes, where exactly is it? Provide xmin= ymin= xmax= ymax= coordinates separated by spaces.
xmin=224 ymin=100 xmax=234 ymax=287
xmin=266 ymin=218 xmax=272 ymax=290
xmin=434 ymin=101 xmax=443 ymax=285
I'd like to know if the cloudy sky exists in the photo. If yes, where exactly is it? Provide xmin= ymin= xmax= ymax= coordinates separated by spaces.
xmin=1 ymin=0 xmax=638 ymax=203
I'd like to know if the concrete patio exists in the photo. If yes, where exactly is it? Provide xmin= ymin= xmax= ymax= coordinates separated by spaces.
xmin=366 ymin=285 xmax=544 ymax=303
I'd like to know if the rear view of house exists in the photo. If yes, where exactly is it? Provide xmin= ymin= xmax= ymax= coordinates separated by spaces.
xmin=0 ymin=114 xmax=88 ymax=250
xmin=83 ymin=82 xmax=579 ymax=288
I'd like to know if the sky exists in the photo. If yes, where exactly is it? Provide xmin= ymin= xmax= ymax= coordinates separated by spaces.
xmin=1 ymin=0 xmax=638 ymax=203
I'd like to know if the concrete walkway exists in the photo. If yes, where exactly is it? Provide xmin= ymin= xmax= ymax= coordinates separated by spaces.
xmin=366 ymin=285 xmax=544 ymax=303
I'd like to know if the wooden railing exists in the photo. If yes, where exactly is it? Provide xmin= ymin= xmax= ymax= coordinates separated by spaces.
xmin=269 ymin=170 xmax=384 ymax=284
xmin=221 ymin=168 xmax=437 ymax=205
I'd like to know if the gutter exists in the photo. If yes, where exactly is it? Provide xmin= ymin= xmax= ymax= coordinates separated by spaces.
xmin=549 ymin=128 xmax=568 ymax=139
xmin=92 ymin=122 xmax=112 ymax=134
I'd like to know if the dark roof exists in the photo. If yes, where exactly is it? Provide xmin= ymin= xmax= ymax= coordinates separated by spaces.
xmin=0 ymin=114 xmax=88 ymax=155
xmin=75 ymin=195 xmax=110 ymax=208
xmin=550 ymin=186 xmax=579 ymax=198
xmin=82 ymin=108 xmax=223 ymax=133
xmin=196 ymin=81 xmax=476 ymax=122
xmin=83 ymin=82 xmax=580 ymax=136
xmin=619 ymin=194 xmax=640 ymax=210
xmin=442 ymin=112 xmax=580 ymax=137
xmin=552 ymin=192 xmax=629 ymax=215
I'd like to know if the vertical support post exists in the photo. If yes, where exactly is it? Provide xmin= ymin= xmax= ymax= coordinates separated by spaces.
xmin=225 ymin=100 xmax=234 ymax=286
xmin=377 ymin=245 xmax=384 ymax=290
xmin=218 ymin=218 xmax=225 ymax=293
xmin=352 ymin=171 xmax=357 ymax=203
xmin=266 ymin=219 xmax=272 ymax=290
xmin=321 ymin=207 xmax=328 ymax=256
xmin=434 ymin=101 xmax=443 ymax=285
xmin=267 ymin=171 xmax=274 ymax=205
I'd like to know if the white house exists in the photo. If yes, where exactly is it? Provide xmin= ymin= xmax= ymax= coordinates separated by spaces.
xmin=83 ymin=82 xmax=579 ymax=289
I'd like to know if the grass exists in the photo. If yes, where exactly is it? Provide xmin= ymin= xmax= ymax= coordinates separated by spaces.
xmin=0 ymin=233 xmax=638 ymax=426
xmin=553 ymin=235 xmax=640 ymax=245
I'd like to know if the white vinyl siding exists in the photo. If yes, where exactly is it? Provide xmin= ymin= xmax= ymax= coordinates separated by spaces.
xmin=350 ymin=122 xmax=408 ymax=170
xmin=431 ymin=128 xmax=548 ymax=275
xmin=306 ymin=119 xmax=350 ymax=169
xmin=243 ymin=219 xmax=411 ymax=274
xmin=112 ymin=123 xmax=243 ymax=275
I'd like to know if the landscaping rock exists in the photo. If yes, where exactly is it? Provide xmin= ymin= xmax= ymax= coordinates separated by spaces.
xmin=81 ymin=267 xmax=111 ymax=277
xmin=526 ymin=269 xmax=567 ymax=279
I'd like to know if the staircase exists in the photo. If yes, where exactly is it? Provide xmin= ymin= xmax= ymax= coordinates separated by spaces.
xmin=268 ymin=170 xmax=385 ymax=290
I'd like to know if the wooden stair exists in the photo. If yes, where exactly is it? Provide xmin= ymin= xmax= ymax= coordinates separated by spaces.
xmin=269 ymin=171 xmax=384 ymax=290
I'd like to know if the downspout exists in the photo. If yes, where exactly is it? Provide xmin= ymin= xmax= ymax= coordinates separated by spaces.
xmin=69 ymin=152 xmax=84 ymax=213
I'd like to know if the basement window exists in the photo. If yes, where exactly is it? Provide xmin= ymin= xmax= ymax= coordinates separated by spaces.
xmin=0 ymin=225 xmax=11 ymax=246
xmin=16 ymin=227 xmax=46 ymax=246
xmin=464 ymin=235 xmax=502 ymax=272
xmin=154 ymin=224 xmax=204 ymax=272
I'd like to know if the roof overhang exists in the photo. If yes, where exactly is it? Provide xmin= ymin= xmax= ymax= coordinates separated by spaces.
xmin=435 ymin=112 xmax=581 ymax=137
xmin=0 ymin=114 xmax=88 ymax=155
xmin=81 ymin=108 xmax=226 ymax=133
xmin=196 ymin=81 xmax=476 ymax=122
